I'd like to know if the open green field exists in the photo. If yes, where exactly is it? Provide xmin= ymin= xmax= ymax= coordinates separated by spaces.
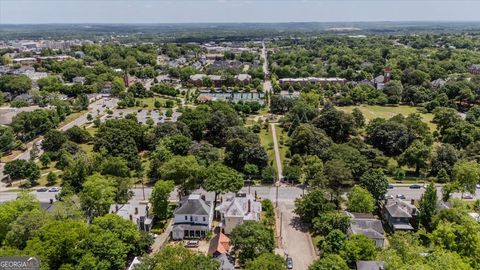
xmin=259 ymin=125 xmax=277 ymax=170
xmin=337 ymin=105 xmax=437 ymax=131
xmin=275 ymin=125 xmax=288 ymax=165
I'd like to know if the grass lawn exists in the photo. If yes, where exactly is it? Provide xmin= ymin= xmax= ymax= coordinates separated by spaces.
xmin=337 ymin=105 xmax=437 ymax=131
xmin=133 ymin=97 xmax=177 ymax=110
xmin=275 ymin=125 xmax=288 ymax=165
xmin=259 ymin=125 xmax=277 ymax=170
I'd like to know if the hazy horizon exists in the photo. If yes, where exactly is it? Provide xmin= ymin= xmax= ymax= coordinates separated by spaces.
xmin=1 ymin=0 xmax=480 ymax=24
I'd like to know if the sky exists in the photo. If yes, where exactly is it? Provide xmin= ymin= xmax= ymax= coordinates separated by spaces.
xmin=1 ymin=0 xmax=480 ymax=24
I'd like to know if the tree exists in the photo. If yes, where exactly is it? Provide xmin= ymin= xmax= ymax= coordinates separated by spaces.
xmin=432 ymin=107 xmax=462 ymax=132
xmin=79 ymin=173 xmax=116 ymax=221
xmin=0 ymin=74 xmax=32 ymax=94
xmin=134 ymin=245 xmax=219 ymax=270
xmin=347 ymin=186 xmax=375 ymax=213
xmin=231 ymin=221 xmax=274 ymax=264
xmin=366 ymin=119 xmax=413 ymax=156
xmin=321 ymin=229 xmax=347 ymax=253
xmin=308 ymin=254 xmax=349 ymax=270
xmin=3 ymin=208 xmax=48 ymax=250
xmin=101 ymin=156 xmax=130 ymax=178
xmin=430 ymin=144 xmax=457 ymax=176
xmin=324 ymin=159 xmax=352 ymax=205
xmin=160 ymin=155 xmax=205 ymax=193
xmin=452 ymin=160 xmax=480 ymax=195
xmin=442 ymin=121 xmax=480 ymax=149
xmin=418 ymin=182 xmax=437 ymax=231
xmin=383 ymin=80 xmax=404 ymax=104
xmin=42 ymin=130 xmax=67 ymax=152
xmin=150 ymin=180 xmax=175 ymax=221
xmin=312 ymin=107 xmax=357 ymax=143
xmin=340 ymin=234 xmax=377 ymax=267
xmin=0 ymin=192 xmax=40 ymax=244
xmin=11 ymin=109 xmax=60 ymax=142
xmin=399 ymin=140 xmax=431 ymax=175
xmin=360 ymin=168 xmax=389 ymax=206
xmin=294 ymin=189 xmax=335 ymax=223
xmin=0 ymin=126 xmax=19 ymax=155
xmin=46 ymin=172 xmax=57 ymax=186
xmin=65 ymin=126 xmax=92 ymax=144
xmin=352 ymin=108 xmax=365 ymax=128
xmin=289 ymin=124 xmax=333 ymax=157
xmin=203 ymin=163 xmax=244 ymax=210
xmin=312 ymin=211 xmax=350 ymax=235
xmin=4 ymin=159 xmax=40 ymax=185
xmin=245 ymin=253 xmax=286 ymax=270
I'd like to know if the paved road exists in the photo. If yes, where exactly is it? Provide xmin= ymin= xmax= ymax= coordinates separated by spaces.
xmin=278 ymin=200 xmax=316 ymax=270
xmin=270 ymin=123 xmax=283 ymax=182
xmin=386 ymin=185 xmax=480 ymax=201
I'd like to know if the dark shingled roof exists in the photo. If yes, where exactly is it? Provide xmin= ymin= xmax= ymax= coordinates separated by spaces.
xmin=174 ymin=194 xmax=211 ymax=216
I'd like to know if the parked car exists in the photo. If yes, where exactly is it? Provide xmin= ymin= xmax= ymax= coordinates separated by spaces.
xmin=36 ymin=188 xmax=48 ymax=192
xmin=385 ymin=194 xmax=394 ymax=200
xmin=476 ymin=184 xmax=480 ymax=189
xmin=396 ymin=194 xmax=406 ymax=199
xmin=387 ymin=184 xmax=394 ymax=189
xmin=409 ymin=184 xmax=422 ymax=189
xmin=185 ymin=240 xmax=199 ymax=248
xmin=48 ymin=187 xmax=60 ymax=192
xmin=462 ymin=194 xmax=474 ymax=200
xmin=286 ymin=256 xmax=293 ymax=269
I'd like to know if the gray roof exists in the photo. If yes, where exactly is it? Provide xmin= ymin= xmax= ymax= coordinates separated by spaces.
xmin=215 ymin=253 xmax=235 ymax=270
xmin=174 ymin=194 xmax=212 ymax=216
xmin=356 ymin=261 xmax=385 ymax=270
xmin=350 ymin=219 xmax=385 ymax=240
xmin=384 ymin=199 xmax=416 ymax=218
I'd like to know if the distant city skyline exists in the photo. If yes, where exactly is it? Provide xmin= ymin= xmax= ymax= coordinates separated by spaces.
xmin=1 ymin=0 xmax=480 ymax=24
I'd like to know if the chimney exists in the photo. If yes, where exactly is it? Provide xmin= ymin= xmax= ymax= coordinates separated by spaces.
xmin=248 ymin=199 xmax=251 ymax=213
xmin=135 ymin=207 xmax=139 ymax=215
xmin=129 ymin=214 xmax=133 ymax=221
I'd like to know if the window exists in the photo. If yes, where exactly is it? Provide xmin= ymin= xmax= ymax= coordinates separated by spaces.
xmin=185 ymin=216 xmax=188 ymax=220
xmin=203 ymin=217 xmax=206 ymax=222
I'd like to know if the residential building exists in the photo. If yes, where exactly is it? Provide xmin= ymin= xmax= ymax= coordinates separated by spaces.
xmin=197 ymin=91 xmax=265 ymax=105
xmin=72 ymin=76 xmax=86 ymax=84
xmin=346 ymin=212 xmax=385 ymax=248
xmin=109 ymin=202 xmax=154 ymax=232
xmin=382 ymin=198 xmax=417 ymax=231
xmin=189 ymin=74 xmax=225 ymax=87
xmin=208 ymin=232 xmax=231 ymax=257
xmin=171 ymin=194 xmax=214 ymax=240
xmin=431 ymin=78 xmax=447 ymax=88
xmin=278 ymin=77 xmax=347 ymax=87
xmin=356 ymin=261 xmax=385 ymax=270
xmin=469 ymin=64 xmax=480 ymax=75
xmin=234 ymin=74 xmax=252 ymax=85
xmin=373 ymin=67 xmax=392 ymax=90
xmin=216 ymin=193 xmax=261 ymax=234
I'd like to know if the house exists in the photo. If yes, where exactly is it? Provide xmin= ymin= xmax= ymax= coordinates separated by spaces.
xmin=189 ymin=74 xmax=225 ymax=87
xmin=214 ymin=253 xmax=235 ymax=270
xmin=216 ymin=193 xmax=261 ymax=234
xmin=72 ymin=76 xmax=86 ymax=84
xmin=431 ymin=78 xmax=447 ymax=88
xmin=468 ymin=212 xmax=480 ymax=222
xmin=234 ymin=74 xmax=252 ymax=85
xmin=382 ymin=198 xmax=417 ymax=231
xmin=373 ymin=67 xmax=392 ymax=90
xmin=347 ymin=212 xmax=385 ymax=248
xmin=109 ymin=202 xmax=154 ymax=231
xmin=208 ymin=232 xmax=231 ymax=257
xmin=278 ymin=77 xmax=347 ymax=88
xmin=171 ymin=194 xmax=214 ymax=240
xmin=356 ymin=260 xmax=385 ymax=270
xmin=101 ymin=82 xmax=113 ymax=94
xmin=469 ymin=64 xmax=480 ymax=75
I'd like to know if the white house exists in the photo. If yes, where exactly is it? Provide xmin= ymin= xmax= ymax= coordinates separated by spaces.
xmin=171 ymin=194 xmax=214 ymax=240
xmin=109 ymin=201 xmax=154 ymax=232
xmin=216 ymin=193 xmax=262 ymax=234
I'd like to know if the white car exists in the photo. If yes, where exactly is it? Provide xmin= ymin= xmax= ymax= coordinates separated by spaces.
xmin=396 ymin=194 xmax=406 ymax=199
xmin=48 ymin=187 xmax=60 ymax=192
